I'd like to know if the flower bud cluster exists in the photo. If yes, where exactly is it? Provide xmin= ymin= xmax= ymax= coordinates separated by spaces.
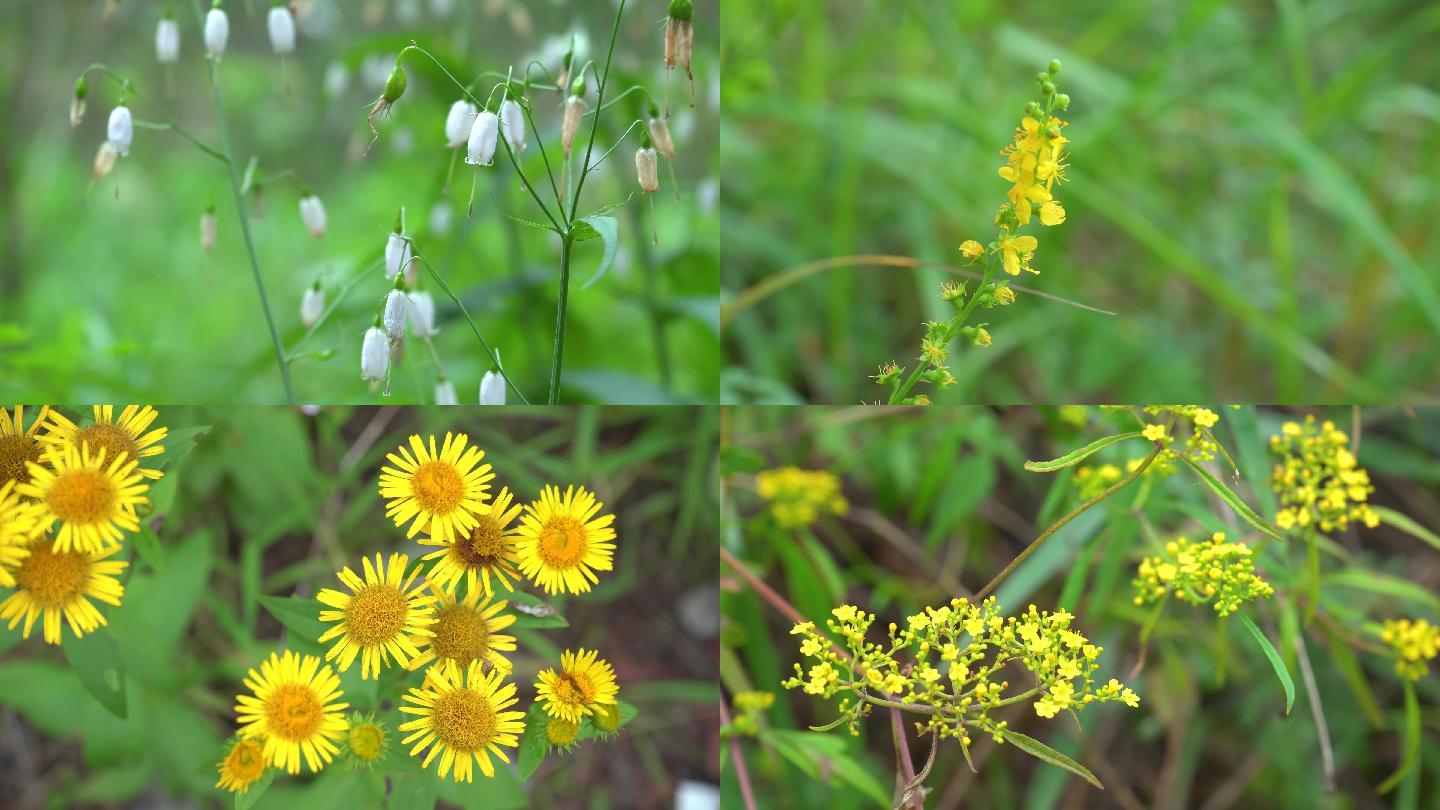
xmin=1378 ymin=618 xmax=1440 ymax=681
xmin=754 ymin=467 xmax=848 ymax=528
xmin=1270 ymin=416 xmax=1378 ymax=533
xmin=1132 ymin=532 xmax=1273 ymax=617
xmin=725 ymin=691 xmax=775 ymax=737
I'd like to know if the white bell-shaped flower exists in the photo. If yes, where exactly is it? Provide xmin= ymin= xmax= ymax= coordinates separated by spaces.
xmin=479 ymin=370 xmax=505 ymax=405
xmin=155 ymin=16 xmax=181 ymax=64
xmin=499 ymin=99 xmax=526 ymax=153
xmin=648 ymin=115 xmax=676 ymax=160
xmin=434 ymin=378 xmax=458 ymax=405
xmin=384 ymin=232 xmax=412 ymax=280
xmin=561 ymin=95 xmax=585 ymax=156
xmin=444 ymin=100 xmax=478 ymax=148
xmin=407 ymin=290 xmax=436 ymax=337
xmin=268 ymin=4 xmax=296 ymax=54
xmin=204 ymin=6 xmax=230 ymax=59
xmin=465 ymin=110 xmax=499 ymax=166
xmin=301 ymin=284 xmax=325 ymax=327
xmin=635 ymin=146 xmax=659 ymax=193
xmin=382 ymin=290 xmax=408 ymax=339
xmin=107 ymin=105 xmax=133 ymax=157
xmin=361 ymin=326 xmax=388 ymax=381
xmin=299 ymin=194 xmax=327 ymax=238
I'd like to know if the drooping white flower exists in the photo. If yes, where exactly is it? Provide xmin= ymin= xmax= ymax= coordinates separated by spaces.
xmin=92 ymin=143 xmax=117 ymax=182
xmin=499 ymin=98 xmax=525 ymax=153
xmin=383 ymin=289 xmax=408 ymax=339
xmin=479 ymin=369 xmax=505 ymax=405
xmin=298 ymin=193 xmax=327 ymax=238
xmin=204 ymin=5 xmax=230 ymax=60
xmin=155 ymin=15 xmax=181 ymax=64
xmin=407 ymin=290 xmax=436 ymax=337
xmin=444 ymin=99 xmax=478 ymax=148
xmin=361 ymin=326 xmax=388 ymax=381
xmin=384 ymin=232 xmax=412 ymax=280
xmin=561 ymin=94 xmax=585 ymax=156
xmin=465 ymin=110 xmax=499 ymax=166
xmin=107 ymin=105 xmax=133 ymax=157
xmin=648 ymin=114 xmax=676 ymax=160
xmin=201 ymin=207 xmax=217 ymax=253
xmin=434 ymin=378 xmax=458 ymax=405
xmin=267 ymin=4 xmax=297 ymax=54
xmin=301 ymin=284 xmax=325 ymax=327
xmin=635 ymin=146 xmax=659 ymax=193
xmin=69 ymin=82 xmax=87 ymax=129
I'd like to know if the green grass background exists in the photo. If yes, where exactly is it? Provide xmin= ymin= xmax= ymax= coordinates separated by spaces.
xmin=0 ymin=1 xmax=718 ymax=404
xmin=721 ymin=0 xmax=1440 ymax=404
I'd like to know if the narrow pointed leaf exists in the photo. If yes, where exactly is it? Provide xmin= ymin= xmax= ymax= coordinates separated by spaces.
xmin=1024 ymin=432 xmax=1144 ymax=473
xmin=1237 ymin=611 xmax=1295 ymax=714
xmin=1001 ymin=729 xmax=1103 ymax=789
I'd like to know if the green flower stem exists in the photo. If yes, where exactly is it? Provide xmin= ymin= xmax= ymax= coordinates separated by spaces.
xmin=567 ymin=0 xmax=626 ymax=222
xmin=548 ymin=232 xmax=574 ymax=404
xmin=79 ymin=64 xmax=228 ymax=163
xmin=888 ymin=260 xmax=999 ymax=404
xmin=414 ymin=254 xmax=531 ymax=404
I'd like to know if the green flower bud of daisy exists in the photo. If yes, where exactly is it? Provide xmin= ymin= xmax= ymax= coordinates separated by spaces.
xmin=546 ymin=716 xmax=578 ymax=749
xmin=668 ymin=0 xmax=694 ymax=21
xmin=1056 ymin=93 xmax=1070 ymax=111
xmin=383 ymin=65 xmax=408 ymax=103
xmin=1048 ymin=59 xmax=1062 ymax=75
xmin=593 ymin=702 xmax=623 ymax=734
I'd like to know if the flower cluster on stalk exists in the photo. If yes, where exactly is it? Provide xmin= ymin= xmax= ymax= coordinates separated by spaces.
xmin=754 ymin=467 xmax=848 ymax=528
xmin=1270 ymin=416 xmax=1379 ymax=533
xmin=1132 ymin=532 xmax=1273 ymax=617
xmin=1378 ymin=618 xmax=1440 ymax=681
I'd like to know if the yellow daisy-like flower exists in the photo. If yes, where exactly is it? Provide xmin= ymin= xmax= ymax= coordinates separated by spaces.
xmin=215 ymin=738 xmax=268 ymax=795
xmin=515 ymin=485 xmax=616 ymax=595
xmin=0 ymin=538 xmax=127 ymax=644
xmin=18 ymin=442 xmax=149 ymax=553
xmin=0 ymin=480 xmax=44 ymax=587
xmin=40 ymin=405 xmax=168 ymax=480
xmin=408 ymin=584 xmax=517 ymax=679
xmin=317 ymin=553 xmax=436 ymax=679
xmin=399 ymin=662 xmax=525 ymax=782
xmin=534 ymin=648 xmax=620 ymax=724
xmin=419 ymin=486 xmax=523 ymax=595
xmin=378 ymin=433 xmax=494 ymax=541
xmin=235 ymin=650 xmax=350 ymax=774
xmin=0 ymin=405 xmax=51 ymax=487
xmin=996 ymin=233 xmax=1038 ymax=276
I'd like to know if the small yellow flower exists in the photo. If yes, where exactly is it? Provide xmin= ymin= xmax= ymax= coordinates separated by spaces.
xmin=215 ymin=738 xmax=267 ymax=795
xmin=959 ymin=240 xmax=984 ymax=260
xmin=1379 ymin=618 xmax=1440 ymax=681
xmin=378 ymin=433 xmax=494 ymax=541
xmin=535 ymin=648 xmax=620 ymax=724
xmin=996 ymin=233 xmax=1037 ymax=275
xmin=19 ymin=442 xmax=150 ymax=554
xmin=407 ymin=583 xmax=517 ymax=678
xmin=317 ymin=553 xmax=436 ymax=679
xmin=1192 ymin=408 xmax=1219 ymax=429
xmin=234 ymin=650 xmax=350 ymax=774
xmin=0 ymin=405 xmax=51 ymax=488
xmin=1141 ymin=424 xmax=1168 ymax=443
xmin=419 ymin=486 xmax=524 ymax=596
xmin=0 ymin=538 xmax=127 ymax=644
xmin=399 ymin=663 xmax=525 ymax=782
xmin=1038 ymin=200 xmax=1066 ymax=226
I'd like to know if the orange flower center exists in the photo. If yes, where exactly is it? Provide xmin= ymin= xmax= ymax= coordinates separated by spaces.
xmin=264 ymin=683 xmax=323 ymax=741
xmin=537 ymin=517 xmax=587 ymax=568
xmin=411 ymin=461 xmax=465 ymax=514
xmin=432 ymin=688 xmax=497 ymax=752
xmin=14 ymin=542 xmax=90 ymax=608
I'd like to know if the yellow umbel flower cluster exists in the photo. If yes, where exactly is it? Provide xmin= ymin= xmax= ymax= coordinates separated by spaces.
xmin=782 ymin=598 xmax=1138 ymax=753
xmin=0 ymin=405 xmax=168 ymax=646
xmin=1378 ymin=618 xmax=1440 ymax=681
xmin=1132 ymin=532 xmax=1274 ymax=617
xmin=1270 ymin=416 xmax=1378 ymax=533
xmin=755 ymin=466 xmax=848 ymax=528
xmin=727 ymin=691 xmax=776 ymax=737
xmin=1073 ymin=406 xmax=1225 ymax=491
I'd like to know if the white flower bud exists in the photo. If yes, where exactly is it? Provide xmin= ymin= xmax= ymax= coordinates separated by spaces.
xmin=479 ymin=370 xmax=505 ymax=405
xmin=201 ymin=209 xmax=217 ymax=253
xmin=648 ymin=116 xmax=676 ymax=160
xmin=92 ymin=143 xmax=117 ymax=182
xmin=383 ymin=290 xmax=408 ymax=339
xmin=407 ymin=290 xmax=436 ymax=337
xmin=299 ymin=194 xmax=327 ymax=238
xmin=434 ymin=378 xmax=458 ymax=405
xmin=635 ymin=147 xmax=659 ymax=193
xmin=361 ymin=326 xmax=388 ymax=381
xmin=444 ymin=100 xmax=478 ymax=148
xmin=465 ymin=110 xmax=499 ymax=166
xmin=70 ymin=97 xmax=86 ymax=129
xmin=107 ymin=105 xmax=133 ymax=157
xmin=561 ymin=96 xmax=585 ymax=156
xmin=268 ymin=5 xmax=297 ymax=54
xmin=499 ymin=98 xmax=525 ymax=153
xmin=205 ymin=7 xmax=230 ymax=59
xmin=301 ymin=285 xmax=325 ymax=327
xmin=155 ymin=17 xmax=181 ymax=64
xmin=385 ymin=232 xmax=412 ymax=280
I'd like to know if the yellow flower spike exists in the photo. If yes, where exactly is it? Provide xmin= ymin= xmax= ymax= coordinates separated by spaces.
xmin=407 ymin=583 xmax=517 ymax=679
xmin=234 ymin=650 xmax=350 ymax=774
xmin=0 ymin=538 xmax=127 ymax=644
xmin=215 ymin=738 xmax=268 ymax=795
xmin=39 ymin=405 xmax=168 ymax=480
xmin=514 ymin=484 xmax=617 ymax=596
xmin=0 ymin=405 xmax=52 ymax=487
xmin=378 ymin=433 xmax=494 ymax=541
xmin=317 ymin=553 xmax=436 ymax=679
xmin=399 ymin=663 xmax=525 ymax=782
xmin=18 ymin=442 xmax=149 ymax=554
xmin=419 ymin=485 xmax=524 ymax=596
xmin=534 ymin=647 xmax=620 ymax=724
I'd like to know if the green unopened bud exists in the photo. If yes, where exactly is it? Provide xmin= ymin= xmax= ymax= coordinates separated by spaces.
xmin=994 ymin=285 xmax=1016 ymax=306
xmin=1036 ymin=72 xmax=1050 ymax=85
xmin=74 ymin=76 xmax=88 ymax=100
xmin=1056 ymin=93 xmax=1070 ymax=110
xmin=593 ymin=702 xmax=623 ymax=733
xmin=1048 ymin=59 xmax=1062 ymax=75
xmin=383 ymin=65 xmax=407 ymax=103
xmin=570 ymin=75 xmax=587 ymax=97
xmin=1041 ymin=81 xmax=1056 ymax=97
xmin=1024 ymin=101 xmax=1040 ymax=118
xmin=668 ymin=0 xmax=693 ymax=21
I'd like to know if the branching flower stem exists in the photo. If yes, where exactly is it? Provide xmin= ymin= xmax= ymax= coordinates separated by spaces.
xmin=888 ymin=260 xmax=999 ymax=404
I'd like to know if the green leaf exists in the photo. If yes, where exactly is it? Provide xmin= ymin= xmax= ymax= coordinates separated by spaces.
xmin=720 ymin=445 xmax=766 ymax=475
xmin=234 ymin=768 xmax=276 ymax=810
xmin=1179 ymin=457 xmax=1283 ymax=541
xmin=762 ymin=729 xmax=889 ymax=807
xmin=386 ymin=774 xmax=437 ymax=810
xmin=1001 ymin=729 xmax=1104 ymax=789
xmin=516 ymin=702 xmax=550 ymax=780
xmin=1024 ymin=431 xmax=1144 ymax=472
xmin=1237 ymin=611 xmax=1295 ymax=715
xmin=1378 ymin=682 xmax=1421 ymax=794
xmin=258 ymin=594 xmax=327 ymax=645
xmin=62 ymin=627 xmax=128 ymax=719
xmin=1372 ymin=506 xmax=1440 ymax=553
xmin=505 ymin=589 xmax=568 ymax=629
xmin=1322 ymin=569 xmax=1440 ymax=613
xmin=574 ymin=215 xmax=619 ymax=290
xmin=133 ymin=527 xmax=166 ymax=572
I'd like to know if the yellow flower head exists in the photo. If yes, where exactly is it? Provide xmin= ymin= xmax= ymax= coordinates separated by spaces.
xmin=1133 ymin=532 xmax=1274 ymax=616
xmin=1270 ymin=415 xmax=1378 ymax=534
xmin=514 ymin=485 xmax=616 ymax=595
xmin=1141 ymin=423 xmax=1168 ymax=443
xmin=408 ymin=583 xmax=517 ymax=679
xmin=234 ymin=650 xmax=350 ymax=774
xmin=399 ymin=663 xmax=525 ymax=782
xmin=40 ymin=406 xmax=168 ymax=480
xmin=317 ymin=552 xmax=436 ymax=679
xmin=0 ymin=480 xmax=45 ymax=587
xmin=378 ymin=433 xmax=494 ymax=541
xmin=0 ymin=538 xmax=127 ymax=644
xmin=1379 ymin=618 xmax=1440 ymax=681
xmin=19 ymin=441 xmax=150 ymax=553
xmin=754 ymin=467 xmax=848 ymax=528
xmin=535 ymin=647 xmax=620 ymax=724
xmin=1038 ymin=200 xmax=1066 ymax=226
xmin=215 ymin=738 xmax=268 ymax=795
xmin=419 ymin=485 xmax=523 ymax=596
xmin=996 ymin=233 xmax=1037 ymax=276
xmin=959 ymin=240 xmax=984 ymax=261
xmin=0 ymin=405 xmax=51 ymax=488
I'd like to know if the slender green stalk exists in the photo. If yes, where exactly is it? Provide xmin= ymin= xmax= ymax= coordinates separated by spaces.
xmin=414 ymin=254 xmax=531 ymax=404
xmin=567 ymin=0 xmax=627 ymax=222
xmin=548 ymin=233 xmax=574 ymax=404
xmin=889 ymin=261 xmax=998 ymax=404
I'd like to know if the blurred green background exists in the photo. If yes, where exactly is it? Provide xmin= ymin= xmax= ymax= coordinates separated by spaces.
xmin=0 ymin=0 xmax=718 ymax=404
xmin=720 ymin=405 xmax=1440 ymax=807
xmin=0 ymin=405 xmax=720 ymax=808
xmin=721 ymin=0 xmax=1440 ymax=404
